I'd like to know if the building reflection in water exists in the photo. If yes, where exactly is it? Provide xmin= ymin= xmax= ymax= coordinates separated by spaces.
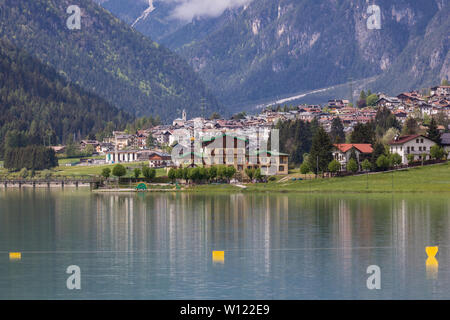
xmin=43 ymin=191 xmax=450 ymax=297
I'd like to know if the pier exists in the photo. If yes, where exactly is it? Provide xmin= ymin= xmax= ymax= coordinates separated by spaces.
xmin=0 ymin=179 xmax=101 ymax=189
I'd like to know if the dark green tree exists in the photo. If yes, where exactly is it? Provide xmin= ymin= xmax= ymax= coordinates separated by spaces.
xmin=330 ymin=117 xmax=345 ymax=144
xmin=308 ymin=127 xmax=333 ymax=175
xmin=427 ymin=118 xmax=441 ymax=144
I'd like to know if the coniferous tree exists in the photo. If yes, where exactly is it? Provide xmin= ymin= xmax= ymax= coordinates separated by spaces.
xmin=308 ymin=127 xmax=333 ymax=175
xmin=427 ymin=118 xmax=441 ymax=144
xmin=330 ymin=117 xmax=345 ymax=144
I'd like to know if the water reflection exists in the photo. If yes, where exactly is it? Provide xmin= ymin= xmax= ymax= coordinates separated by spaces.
xmin=0 ymin=189 xmax=450 ymax=299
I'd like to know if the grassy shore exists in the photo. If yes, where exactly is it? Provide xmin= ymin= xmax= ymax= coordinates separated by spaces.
xmin=188 ymin=162 xmax=450 ymax=193
xmin=0 ymin=161 xmax=167 ymax=179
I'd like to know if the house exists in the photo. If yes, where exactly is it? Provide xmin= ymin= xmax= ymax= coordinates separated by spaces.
xmin=50 ymin=145 xmax=66 ymax=154
xmin=332 ymin=144 xmax=373 ymax=171
xmin=148 ymin=152 xmax=173 ymax=168
xmin=397 ymin=92 xmax=424 ymax=105
xmin=441 ymin=133 xmax=450 ymax=159
xmin=430 ymin=86 xmax=450 ymax=96
xmin=114 ymin=134 xmax=133 ymax=150
xmin=376 ymin=96 xmax=401 ymax=108
xmin=389 ymin=134 xmax=436 ymax=164
xmin=80 ymin=140 xmax=99 ymax=150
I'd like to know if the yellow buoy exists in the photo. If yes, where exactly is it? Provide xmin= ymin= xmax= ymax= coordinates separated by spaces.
xmin=212 ymin=251 xmax=224 ymax=264
xmin=9 ymin=252 xmax=21 ymax=260
xmin=426 ymin=246 xmax=438 ymax=280
xmin=426 ymin=246 xmax=438 ymax=258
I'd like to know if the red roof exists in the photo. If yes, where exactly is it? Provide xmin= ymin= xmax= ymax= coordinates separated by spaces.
xmin=334 ymin=144 xmax=373 ymax=153
xmin=389 ymin=134 xmax=422 ymax=145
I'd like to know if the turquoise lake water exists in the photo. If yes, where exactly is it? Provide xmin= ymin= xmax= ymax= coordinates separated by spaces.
xmin=1 ymin=188 xmax=449 ymax=299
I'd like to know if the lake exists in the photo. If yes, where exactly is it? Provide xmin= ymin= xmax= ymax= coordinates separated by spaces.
xmin=1 ymin=188 xmax=450 ymax=299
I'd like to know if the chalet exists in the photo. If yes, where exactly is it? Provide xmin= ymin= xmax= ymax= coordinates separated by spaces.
xmin=332 ymin=144 xmax=373 ymax=171
xmin=397 ymin=92 xmax=424 ymax=105
xmin=430 ymin=86 xmax=450 ymax=96
xmin=376 ymin=96 xmax=401 ymax=108
xmin=148 ymin=151 xmax=173 ymax=168
xmin=389 ymin=134 xmax=436 ymax=164
xmin=80 ymin=140 xmax=99 ymax=150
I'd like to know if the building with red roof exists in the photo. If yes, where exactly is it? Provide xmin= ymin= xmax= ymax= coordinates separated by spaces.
xmin=332 ymin=144 xmax=373 ymax=171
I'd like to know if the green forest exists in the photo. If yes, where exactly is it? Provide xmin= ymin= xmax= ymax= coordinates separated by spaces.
xmin=0 ymin=0 xmax=221 ymax=120
xmin=0 ymin=38 xmax=131 ymax=158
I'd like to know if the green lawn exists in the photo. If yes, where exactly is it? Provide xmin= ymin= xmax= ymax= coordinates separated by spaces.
xmin=187 ymin=162 xmax=450 ymax=193
xmin=245 ymin=162 xmax=450 ymax=193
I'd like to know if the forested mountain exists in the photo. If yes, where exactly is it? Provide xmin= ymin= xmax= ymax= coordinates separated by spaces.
xmin=0 ymin=38 xmax=131 ymax=157
xmin=97 ymin=0 xmax=449 ymax=110
xmin=0 ymin=0 xmax=220 ymax=120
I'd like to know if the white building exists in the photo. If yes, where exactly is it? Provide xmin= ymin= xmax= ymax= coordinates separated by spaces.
xmin=105 ymin=150 xmax=139 ymax=164
xmin=389 ymin=134 xmax=436 ymax=164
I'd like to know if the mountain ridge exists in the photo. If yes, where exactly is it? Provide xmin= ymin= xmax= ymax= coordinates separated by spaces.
xmin=0 ymin=0 xmax=221 ymax=120
xmin=97 ymin=0 xmax=449 ymax=110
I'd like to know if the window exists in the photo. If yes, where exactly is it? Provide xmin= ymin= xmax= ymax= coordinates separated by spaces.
xmin=421 ymin=139 xmax=424 ymax=143
xmin=416 ymin=139 xmax=419 ymax=143
xmin=423 ymin=146 xmax=426 ymax=151
xmin=411 ymin=147 xmax=415 ymax=151
xmin=419 ymin=147 xmax=422 ymax=151
xmin=279 ymin=166 xmax=285 ymax=172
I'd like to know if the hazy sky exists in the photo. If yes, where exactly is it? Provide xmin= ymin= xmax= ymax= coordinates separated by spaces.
xmin=169 ymin=0 xmax=252 ymax=21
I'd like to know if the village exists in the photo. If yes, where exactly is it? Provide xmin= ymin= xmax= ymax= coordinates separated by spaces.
xmin=47 ymin=84 xmax=449 ymax=179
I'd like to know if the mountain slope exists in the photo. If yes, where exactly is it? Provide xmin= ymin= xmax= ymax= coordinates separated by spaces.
xmin=0 ymin=38 xmax=131 ymax=156
xmin=0 ymin=0 xmax=220 ymax=120
xmin=97 ymin=0 xmax=449 ymax=109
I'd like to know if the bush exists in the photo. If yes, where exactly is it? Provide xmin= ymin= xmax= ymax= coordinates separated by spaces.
xmin=361 ymin=159 xmax=372 ymax=172
xmin=347 ymin=158 xmax=358 ymax=173
xmin=430 ymin=145 xmax=445 ymax=160
xmin=142 ymin=166 xmax=156 ymax=181
xmin=300 ymin=162 xmax=310 ymax=174
xmin=133 ymin=168 xmax=141 ymax=179
xmin=328 ymin=160 xmax=341 ymax=174
xmin=389 ymin=153 xmax=402 ymax=167
xmin=101 ymin=167 xmax=111 ymax=179
xmin=245 ymin=168 xmax=255 ymax=180
xmin=112 ymin=164 xmax=126 ymax=178
xmin=168 ymin=168 xmax=176 ymax=182
xmin=376 ymin=155 xmax=390 ymax=170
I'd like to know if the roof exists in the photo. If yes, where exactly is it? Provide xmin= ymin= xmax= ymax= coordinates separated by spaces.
xmin=441 ymin=133 xmax=450 ymax=145
xmin=202 ymin=133 xmax=248 ymax=143
xmin=334 ymin=144 xmax=373 ymax=153
xmin=249 ymin=150 xmax=289 ymax=156
xmin=389 ymin=134 xmax=429 ymax=145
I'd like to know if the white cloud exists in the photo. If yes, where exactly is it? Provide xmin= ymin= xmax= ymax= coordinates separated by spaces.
xmin=169 ymin=0 xmax=252 ymax=21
